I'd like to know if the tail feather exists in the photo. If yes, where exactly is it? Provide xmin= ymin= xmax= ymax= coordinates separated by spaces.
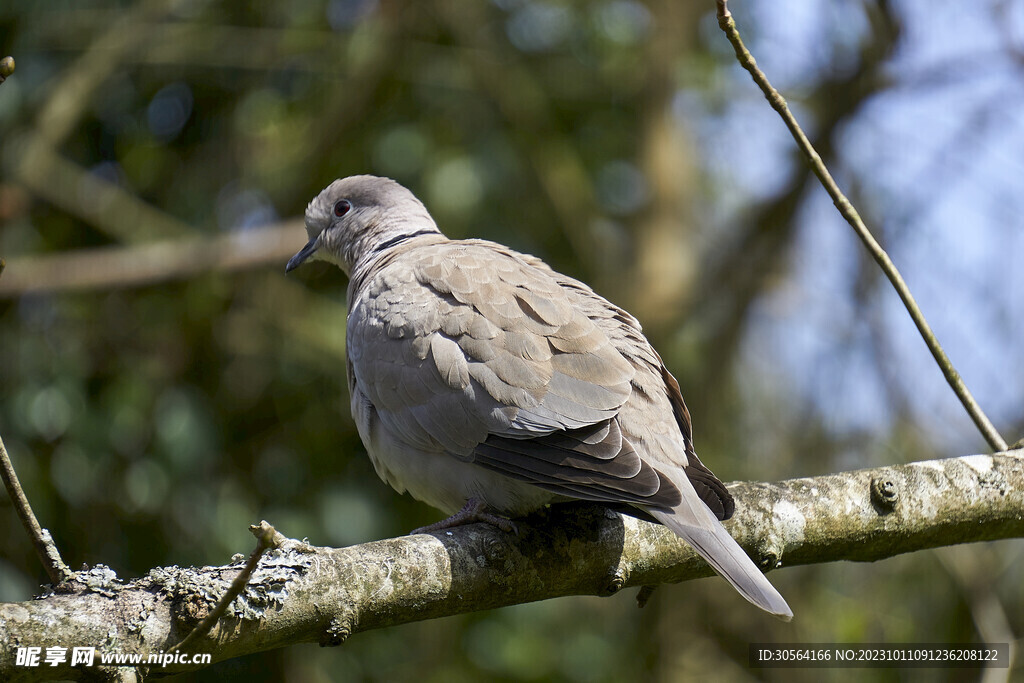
xmin=648 ymin=482 xmax=792 ymax=621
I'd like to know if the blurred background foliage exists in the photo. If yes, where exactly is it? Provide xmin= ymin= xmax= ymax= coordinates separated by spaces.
xmin=1 ymin=0 xmax=1023 ymax=680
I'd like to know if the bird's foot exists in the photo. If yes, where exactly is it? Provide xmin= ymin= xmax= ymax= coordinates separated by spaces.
xmin=411 ymin=498 xmax=519 ymax=535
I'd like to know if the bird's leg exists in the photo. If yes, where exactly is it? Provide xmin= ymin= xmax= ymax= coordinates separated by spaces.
xmin=411 ymin=497 xmax=519 ymax=535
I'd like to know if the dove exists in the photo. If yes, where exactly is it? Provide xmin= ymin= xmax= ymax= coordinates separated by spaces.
xmin=287 ymin=175 xmax=792 ymax=620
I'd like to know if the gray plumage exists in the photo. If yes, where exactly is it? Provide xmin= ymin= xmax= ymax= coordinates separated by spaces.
xmin=287 ymin=175 xmax=792 ymax=620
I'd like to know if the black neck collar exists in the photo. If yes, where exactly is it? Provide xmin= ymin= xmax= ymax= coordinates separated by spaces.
xmin=370 ymin=229 xmax=438 ymax=255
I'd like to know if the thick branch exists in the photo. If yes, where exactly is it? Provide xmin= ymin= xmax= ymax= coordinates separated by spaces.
xmin=1 ymin=450 xmax=1021 ymax=680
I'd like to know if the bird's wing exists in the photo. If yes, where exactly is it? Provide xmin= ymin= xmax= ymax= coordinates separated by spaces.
xmin=524 ymin=260 xmax=791 ymax=619
xmin=347 ymin=240 xmax=680 ymax=506
xmin=521 ymin=253 xmax=735 ymax=519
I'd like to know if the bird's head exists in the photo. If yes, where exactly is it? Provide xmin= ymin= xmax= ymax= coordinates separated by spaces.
xmin=286 ymin=175 xmax=440 ymax=276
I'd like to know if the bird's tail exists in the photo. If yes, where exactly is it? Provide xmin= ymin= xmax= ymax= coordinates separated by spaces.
xmin=648 ymin=481 xmax=793 ymax=621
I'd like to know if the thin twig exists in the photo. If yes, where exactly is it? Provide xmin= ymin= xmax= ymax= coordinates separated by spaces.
xmin=1 ymin=244 xmax=69 ymax=587
xmin=167 ymin=521 xmax=280 ymax=655
xmin=0 ymin=433 xmax=72 ymax=585
xmin=714 ymin=0 xmax=1008 ymax=453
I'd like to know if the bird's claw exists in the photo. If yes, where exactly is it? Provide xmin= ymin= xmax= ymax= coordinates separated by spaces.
xmin=411 ymin=498 xmax=518 ymax=535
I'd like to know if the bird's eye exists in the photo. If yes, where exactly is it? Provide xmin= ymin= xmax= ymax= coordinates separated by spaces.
xmin=334 ymin=199 xmax=351 ymax=217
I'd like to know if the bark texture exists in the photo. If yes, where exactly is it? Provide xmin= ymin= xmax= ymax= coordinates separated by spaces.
xmin=1 ymin=449 xmax=1021 ymax=681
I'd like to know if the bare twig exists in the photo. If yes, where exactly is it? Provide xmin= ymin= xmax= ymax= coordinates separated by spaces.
xmin=167 ymin=521 xmax=280 ymax=656
xmin=0 ymin=434 xmax=71 ymax=585
xmin=714 ymin=0 xmax=1008 ymax=452
xmin=1 ymin=241 xmax=71 ymax=586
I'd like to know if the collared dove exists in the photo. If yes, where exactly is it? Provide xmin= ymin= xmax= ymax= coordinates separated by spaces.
xmin=287 ymin=175 xmax=792 ymax=620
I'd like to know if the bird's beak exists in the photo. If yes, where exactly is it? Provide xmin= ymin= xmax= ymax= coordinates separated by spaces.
xmin=286 ymin=238 xmax=319 ymax=273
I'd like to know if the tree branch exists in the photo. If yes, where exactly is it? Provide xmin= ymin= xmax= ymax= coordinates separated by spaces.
xmin=0 ymin=220 xmax=306 ymax=295
xmin=714 ymin=0 xmax=1009 ymax=453
xmin=2 ymin=449 xmax=1021 ymax=680
xmin=0 ymin=435 xmax=72 ymax=586
xmin=166 ymin=522 xmax=280 ymax=656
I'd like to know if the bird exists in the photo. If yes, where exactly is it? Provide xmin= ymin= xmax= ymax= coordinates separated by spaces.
xmin=286 ymin=174 xmax=792 ymax=620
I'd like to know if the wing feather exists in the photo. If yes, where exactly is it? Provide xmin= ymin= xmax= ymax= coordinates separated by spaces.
xmin=347 ymin=240 xmax=719 ymax=518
